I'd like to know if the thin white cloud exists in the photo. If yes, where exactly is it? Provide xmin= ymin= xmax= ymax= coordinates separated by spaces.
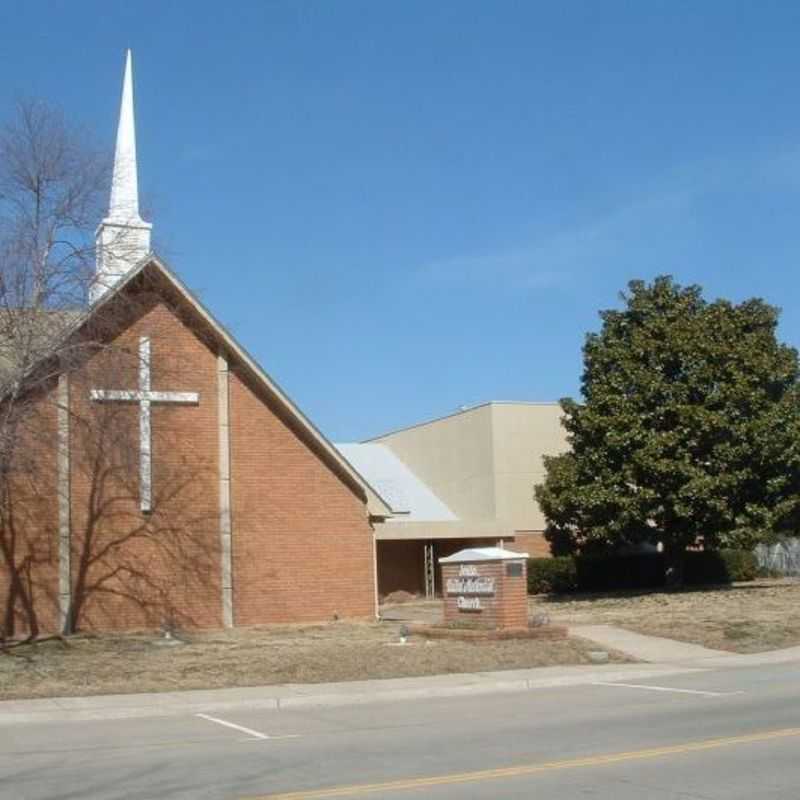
xmin=421 ymin=187 xmax=692 ymax=291
xmin=418 ymin=145 xmax=800 ymax=292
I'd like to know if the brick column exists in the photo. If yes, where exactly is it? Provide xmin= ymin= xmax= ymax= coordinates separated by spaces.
xmin=57 ymin=373 xmax=71 ymax=633
xmin=217 ymin=353 xmax=233 ymax=628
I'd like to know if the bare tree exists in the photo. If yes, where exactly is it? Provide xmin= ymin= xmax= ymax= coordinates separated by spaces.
xmin=0 ymin=101 xmax=217 ymax=640
xmin=0 ymin=99 xmax=106 ymax=446
xmin=0 ymin=100 xmax=106 ymax=640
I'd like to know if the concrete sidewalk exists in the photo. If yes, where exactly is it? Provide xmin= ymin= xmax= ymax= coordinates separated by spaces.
xmin=571 ymin=624 xmax=800 ymax=668
xmin=570 ymin=624 xmax=734 ymax=663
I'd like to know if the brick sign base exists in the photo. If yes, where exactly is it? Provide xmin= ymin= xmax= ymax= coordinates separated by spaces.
xmin=440 ymin=548 xmax=528 ymax=630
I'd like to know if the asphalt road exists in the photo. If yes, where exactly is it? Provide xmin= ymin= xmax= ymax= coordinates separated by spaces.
xmin=2 ymin=663 xmax=800 ymax=799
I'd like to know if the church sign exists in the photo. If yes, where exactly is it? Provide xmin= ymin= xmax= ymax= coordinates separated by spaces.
xmin=439 ymin=547 xmax=530 ymax=629
xmin=445 ymin=562 xmax=496 ymax=610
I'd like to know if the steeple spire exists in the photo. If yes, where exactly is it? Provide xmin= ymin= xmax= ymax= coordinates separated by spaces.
xmin=91 ymin=49 xmax=152 ymax=303
xmin=108 ymin=49 xmax=142 ymax=224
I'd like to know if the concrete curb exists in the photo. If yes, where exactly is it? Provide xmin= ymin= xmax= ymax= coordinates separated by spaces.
xmin=0 ymin=664 xmax=705 ymax=725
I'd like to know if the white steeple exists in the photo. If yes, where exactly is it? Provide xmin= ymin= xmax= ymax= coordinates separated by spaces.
xmin=91 ymin=49 xmax=152 ymax=304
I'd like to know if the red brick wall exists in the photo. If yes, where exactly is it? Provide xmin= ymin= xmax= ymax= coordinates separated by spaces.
xmin=495 ymin=562 xmax=529 ymax=629
xmin=67 ymin=294 xmax=222 ymax=631
xmin=0 ymin=387 xmax=60 ymax=637
xmin=508 ymin=532 xmax=551 ymax=558
xmin=229 ymin=368 xmax=376 ymax=624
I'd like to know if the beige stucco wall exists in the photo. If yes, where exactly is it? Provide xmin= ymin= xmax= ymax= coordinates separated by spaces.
xmin=490 ymin=403 xmax=568 ymax=530
xmin=369 ymin=404 xmax=496 ymax=521
xmin=370 ymin=402 xmax=569 ymax=534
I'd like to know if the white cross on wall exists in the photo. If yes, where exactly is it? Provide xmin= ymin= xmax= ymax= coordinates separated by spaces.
xmin=90 ymin=336 xmax=199 ymax=512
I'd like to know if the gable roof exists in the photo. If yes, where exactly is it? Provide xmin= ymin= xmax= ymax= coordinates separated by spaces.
xmin=70 ymin=255 xmax=393 ymax=518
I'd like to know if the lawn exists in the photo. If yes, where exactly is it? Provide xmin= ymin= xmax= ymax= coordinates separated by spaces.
xmin=540 ymin=578 xmax=800 ymax=654
xmin=0 ymin=619 xmax=626 ymax=701
xmin=7 ymin=579 xmax=791 ymax=702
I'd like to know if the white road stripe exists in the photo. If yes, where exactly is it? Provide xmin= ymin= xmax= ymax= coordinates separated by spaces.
xmin=196 ymin=713 xmax=271 ymax=739
xmin=592 ymin=681 xmax=743 ymax=697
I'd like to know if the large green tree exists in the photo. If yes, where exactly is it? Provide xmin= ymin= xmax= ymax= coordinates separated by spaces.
xmin=535 ymin=276 xmax=800 ymax=578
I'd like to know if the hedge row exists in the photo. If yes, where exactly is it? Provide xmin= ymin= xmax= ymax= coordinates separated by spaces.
xmin=526 ymin=557 xmax=578 ymax=594
xmin=527 ymin=549 xmax=758 ymax=594
xmin=682 ymin=549 xmax=759 ymax=584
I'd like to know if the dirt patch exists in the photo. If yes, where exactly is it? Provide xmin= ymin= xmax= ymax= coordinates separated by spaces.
xmin=0 ymin=619 xmax=630 ymax=701
xmin=380 ymin=600 xmax=444 ymax=624
xmin=382 ymin=590 xmax=419 ymax=604
xmin=539 ymin=578 xmax=800 ymax=654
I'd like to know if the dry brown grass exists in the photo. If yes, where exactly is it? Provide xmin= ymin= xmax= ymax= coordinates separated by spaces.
xmin=0 ymin=619 xmax=627 ymax=701
xmin=539 ymin=578 xmax=800 ymax=654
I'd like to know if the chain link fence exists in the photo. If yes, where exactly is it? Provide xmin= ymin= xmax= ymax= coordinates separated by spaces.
xmin=755 ymin=539 xmax=800 ymax=575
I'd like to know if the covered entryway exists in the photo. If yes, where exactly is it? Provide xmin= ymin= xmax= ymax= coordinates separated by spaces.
xmin=376 ymin=536 xmax=507 ymax=600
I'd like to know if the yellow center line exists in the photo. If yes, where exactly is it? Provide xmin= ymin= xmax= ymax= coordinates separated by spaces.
xmin=248 ymin=726 xmax=800 ymax=800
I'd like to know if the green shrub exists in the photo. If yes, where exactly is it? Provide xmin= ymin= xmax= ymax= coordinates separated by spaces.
xmin=724 ymin=549 xmax=759 ymax=582
xmin=683 ymin=549 xmax=758 ymax=584
xmin=527 ymin=557 xmax=577 ymax=594
xmin=527 ymin=548 xmax=757 ymax=595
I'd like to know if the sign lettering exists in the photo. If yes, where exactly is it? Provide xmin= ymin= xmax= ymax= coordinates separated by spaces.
xmin=446 ymin=577 xmax=495 ymax=596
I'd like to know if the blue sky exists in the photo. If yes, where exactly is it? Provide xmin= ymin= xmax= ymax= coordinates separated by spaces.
xmin=2 ymin=1 xmax=800 ymax=440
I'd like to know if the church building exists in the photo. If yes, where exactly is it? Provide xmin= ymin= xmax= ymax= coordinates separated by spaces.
xmin=0 ymin=52 xmax=394 ymax=636
xmin=1 ymin=53 xmax=568 ymax=636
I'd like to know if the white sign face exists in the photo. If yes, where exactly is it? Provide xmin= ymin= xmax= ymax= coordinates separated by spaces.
xmin=446 ymin=577 xmax=495 ymax=596
xmin=459 ymin=565 xmax=478 ymax=577
xmin=457 ymin=596 xmax=482 ymax=610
